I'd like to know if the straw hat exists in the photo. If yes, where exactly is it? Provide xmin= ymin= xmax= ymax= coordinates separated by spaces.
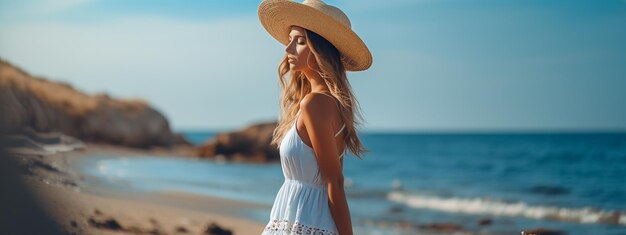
xmin=258 ymin=0 xmax=372 ymax=71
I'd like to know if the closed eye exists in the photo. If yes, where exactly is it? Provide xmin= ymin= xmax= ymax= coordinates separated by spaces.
xmin=289 ymin=35 xmax=304 ymax=41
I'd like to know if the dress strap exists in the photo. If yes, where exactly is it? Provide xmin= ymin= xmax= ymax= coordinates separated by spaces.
xmin=334 ymin=124 xmax=346 ymax=137
xmin=294 ymin=110 xmax=301 ymax=127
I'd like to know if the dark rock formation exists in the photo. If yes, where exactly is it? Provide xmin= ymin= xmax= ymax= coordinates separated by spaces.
xmin=0 ymin=59 xmax=191 ymax=148
xmin=522 ymin=228 xmax=567 ymax=235
xmin=195 ymin=122 xmax=279 ymax=163
xmin=477 ymin=218 xmax=493 ymax=226
xmin=417 ymin=222 xmax=463 ymax=233
xmin=87 ymin=209 xmax=169 ymax=235
xmin=203 ymin=222 xmax=233 ymax=235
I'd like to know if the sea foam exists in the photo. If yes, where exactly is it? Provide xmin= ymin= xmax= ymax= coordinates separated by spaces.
xmin=387 ymin=191 xmax=625 ymax=225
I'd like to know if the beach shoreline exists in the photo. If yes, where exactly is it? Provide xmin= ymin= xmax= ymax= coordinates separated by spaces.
xmin=12 ymin=142 xmax=268 ymax=235
xmin=7 ymin=134 xmax=622 ymax=235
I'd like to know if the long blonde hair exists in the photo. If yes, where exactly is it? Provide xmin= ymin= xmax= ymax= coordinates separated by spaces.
xmin=270 ymin=28 xmax=368 ymax=159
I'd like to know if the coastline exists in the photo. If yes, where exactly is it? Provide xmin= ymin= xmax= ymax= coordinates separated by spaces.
xmin=8 ymin=136 xmax=621 ymax=235
xmin=12 ymin=142 xmax=268 ymax=235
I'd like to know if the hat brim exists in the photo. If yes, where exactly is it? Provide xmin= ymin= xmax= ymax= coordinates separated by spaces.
xmin=258 ymin=0 xmax=372 ymax=71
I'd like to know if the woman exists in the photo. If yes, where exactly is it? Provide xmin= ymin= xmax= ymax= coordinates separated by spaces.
xmin=258 ymin=0 xmax=373 ymax=234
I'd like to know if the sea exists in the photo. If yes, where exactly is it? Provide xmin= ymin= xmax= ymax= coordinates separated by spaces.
xmin=77 ymin=131 xmax=626 ymax=235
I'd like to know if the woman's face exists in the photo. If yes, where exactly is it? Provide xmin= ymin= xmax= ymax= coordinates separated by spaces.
xmin=285 ymin=26 xmax=315 ymax=71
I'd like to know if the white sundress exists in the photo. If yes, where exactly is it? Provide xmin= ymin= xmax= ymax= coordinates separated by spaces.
xmin=261 ymin=95 xmax=347 ymax=235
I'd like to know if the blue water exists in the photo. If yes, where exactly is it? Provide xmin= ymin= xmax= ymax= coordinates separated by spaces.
xmin=78 ymin=131 xmax=626 ymax=235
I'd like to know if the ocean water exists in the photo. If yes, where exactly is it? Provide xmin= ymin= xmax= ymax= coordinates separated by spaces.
xmin=78 ymin=131 xmax=626 ymax=235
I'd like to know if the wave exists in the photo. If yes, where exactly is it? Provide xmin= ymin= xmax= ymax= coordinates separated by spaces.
xmin=4 ymin=128 xmax=86 ymax=156
xmin=387 ymin=191 xmax=626 ymax=226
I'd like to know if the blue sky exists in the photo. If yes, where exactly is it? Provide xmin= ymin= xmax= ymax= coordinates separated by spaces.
xmin=1 ymin=0 xmax=625 ymax=132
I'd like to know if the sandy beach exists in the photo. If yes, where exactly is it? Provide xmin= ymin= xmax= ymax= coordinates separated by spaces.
xmin=9 ymin=143 xmax=267 ymax=235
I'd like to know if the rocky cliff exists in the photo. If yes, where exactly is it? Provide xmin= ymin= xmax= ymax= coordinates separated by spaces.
xmin=195 ymin=122 xmax=280 ymax=163
xmin=0 ymin=59 xmax=189 ymax=148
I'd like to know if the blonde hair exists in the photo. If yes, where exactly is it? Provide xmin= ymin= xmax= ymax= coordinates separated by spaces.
xmin=270 ymin=27 xmax=368 ymax=159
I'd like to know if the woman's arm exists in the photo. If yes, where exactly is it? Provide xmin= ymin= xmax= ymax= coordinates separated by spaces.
xmin=326 ymin=174 xmax=352 ymax=235
xmin=300 ymin=93 xmax=353 ymax=235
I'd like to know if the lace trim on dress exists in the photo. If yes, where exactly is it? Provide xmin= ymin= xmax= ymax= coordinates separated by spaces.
xmin=263 ymin=219 xmax=338 ymax=235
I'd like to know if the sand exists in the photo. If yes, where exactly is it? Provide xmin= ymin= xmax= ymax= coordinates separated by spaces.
xmin=10 ymin=143 xmax=268 ymax=235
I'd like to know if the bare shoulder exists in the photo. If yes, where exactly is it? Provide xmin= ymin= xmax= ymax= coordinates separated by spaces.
xmin=300 ymin=92 xmax=337 ymax=116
